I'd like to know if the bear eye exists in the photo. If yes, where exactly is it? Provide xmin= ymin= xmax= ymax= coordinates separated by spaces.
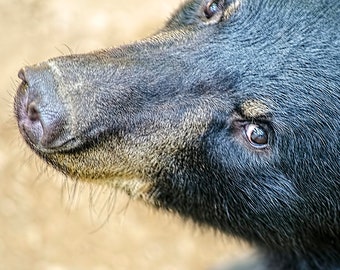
xmin=245 ymin=124 xmax=268 ymax=148
xmin=204 ymin=0 xmax=223 ymax=19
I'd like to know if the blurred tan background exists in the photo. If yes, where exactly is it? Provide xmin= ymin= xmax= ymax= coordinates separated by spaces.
xmin=0 ymin=0 xmax=252 ymax=269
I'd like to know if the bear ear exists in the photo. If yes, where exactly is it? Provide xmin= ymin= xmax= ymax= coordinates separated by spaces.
xmin=201 ymin=0 xmax=240 ymax=24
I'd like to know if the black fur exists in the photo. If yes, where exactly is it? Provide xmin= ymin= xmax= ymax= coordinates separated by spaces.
xmin=14 ymin=0 xmax=340 ymax=269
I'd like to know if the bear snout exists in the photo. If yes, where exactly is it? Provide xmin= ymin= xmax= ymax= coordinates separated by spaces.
xmin=15 ymin=66 xmax=71 ymax=151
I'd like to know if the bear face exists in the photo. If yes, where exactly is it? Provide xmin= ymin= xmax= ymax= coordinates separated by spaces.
xmin=14 ymin=0 xmax=340 ymax=269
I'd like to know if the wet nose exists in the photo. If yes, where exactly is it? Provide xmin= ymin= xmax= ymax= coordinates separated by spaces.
xmin=18 ymin=69 xmax=41 ymax=122
xmin=15 ymin=65 xmax=67 ymax=149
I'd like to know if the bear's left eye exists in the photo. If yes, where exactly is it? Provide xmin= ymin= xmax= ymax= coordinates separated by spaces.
xmin=204 ymin=0 xmax=224 ymax=19
xmin=245 ymin=124 xmax=268 ymax=148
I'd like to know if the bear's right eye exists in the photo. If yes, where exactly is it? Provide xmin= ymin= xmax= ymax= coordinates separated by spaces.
xmin=203 ymin=0 xmax=224 ymax=20
xmin=245 ymin=124 xmax=269 ymax=149
xmin=204 ymin=0 xmax=223 ymax=19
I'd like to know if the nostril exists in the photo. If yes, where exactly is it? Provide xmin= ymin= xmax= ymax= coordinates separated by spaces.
xmin=27 ymin=102 xmax=40 ymax=122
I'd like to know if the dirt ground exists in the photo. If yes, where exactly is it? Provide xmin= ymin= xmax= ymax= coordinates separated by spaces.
xmin=0 ymin=0 xmax=252 ymax=269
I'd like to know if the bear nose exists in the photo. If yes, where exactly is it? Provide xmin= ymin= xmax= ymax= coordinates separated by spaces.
xmin=18 ymin=69 xmax=41 ymax=122
xmin=16 ymin=66 xmax=67 ymax=149
xmin=27 ymin=101 xmax=40 ymax=122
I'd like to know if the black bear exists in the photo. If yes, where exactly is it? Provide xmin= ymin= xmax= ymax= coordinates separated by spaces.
xmin=14 ymin=0 xmax=339 ymax=269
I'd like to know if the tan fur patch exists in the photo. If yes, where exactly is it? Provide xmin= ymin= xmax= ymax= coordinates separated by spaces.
xmin=224 ymin=0 xmax=241 ymax=20
xmin=241 ymin=100 xmax=270 ymax=118
xmin=51 ymin=139 xmax=156 ymax=203
xmin=112 ymin=178 xmax=154 ymax=202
